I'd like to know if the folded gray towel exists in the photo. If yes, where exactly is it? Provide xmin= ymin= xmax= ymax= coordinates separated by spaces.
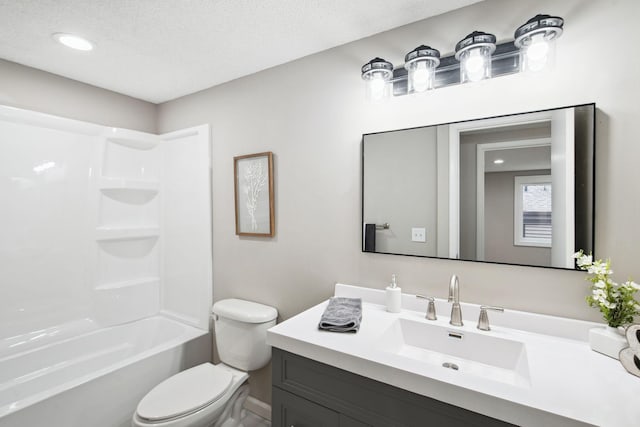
xmin=318 ymin=297 xmax=362 ymax=333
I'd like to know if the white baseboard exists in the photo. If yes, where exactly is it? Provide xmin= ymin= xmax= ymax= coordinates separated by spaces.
xmin=244 ymin=396 xmax=271 ymax=421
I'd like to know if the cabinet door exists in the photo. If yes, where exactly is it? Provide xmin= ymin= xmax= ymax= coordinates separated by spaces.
xmin=340 ymin=414 xmax=372 ymax=427
xmin=273 ymin=387 xmax=340 ymax=427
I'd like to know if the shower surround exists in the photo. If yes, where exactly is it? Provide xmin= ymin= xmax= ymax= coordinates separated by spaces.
xmin=0 ymin=105 xmax=213 ymax=427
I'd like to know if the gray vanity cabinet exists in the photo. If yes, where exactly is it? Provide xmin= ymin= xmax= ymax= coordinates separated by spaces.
xmin=272 ymin=348 xmax=515 ymax=427
xmin=273 ymin=387 xmax=340 ymax=426
xmin=273 ymin=388 xmax=368 ymax=427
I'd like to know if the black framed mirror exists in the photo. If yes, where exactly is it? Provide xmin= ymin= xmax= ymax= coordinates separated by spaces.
xmin=362 ymin=103 xmax=595 ymax=269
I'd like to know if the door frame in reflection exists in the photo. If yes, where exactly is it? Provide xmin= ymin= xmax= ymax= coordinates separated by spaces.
xmin=449 ymin=109 xmax=574 ymax=268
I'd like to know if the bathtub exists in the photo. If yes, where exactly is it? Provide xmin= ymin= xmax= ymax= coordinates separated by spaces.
xmin=0 ymin=316 xmax=211 ymax=427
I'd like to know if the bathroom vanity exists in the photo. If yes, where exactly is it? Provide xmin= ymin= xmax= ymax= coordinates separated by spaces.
xmin=272 ymin=349 xmax=512 ymax=426
xmin=267 ymin=284 xmax=640 ymax=427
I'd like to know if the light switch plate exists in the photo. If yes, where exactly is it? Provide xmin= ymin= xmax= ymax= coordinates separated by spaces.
xmin=411 ymin=227 xmax=426 ymax=242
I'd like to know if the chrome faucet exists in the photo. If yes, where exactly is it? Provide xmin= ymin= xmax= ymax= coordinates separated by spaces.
xmin=448 ymin=274 xmax=463 ymax=326
xmin=416 ymin=295 xmax=437 ymax=320
xmin=477 ymin=306 xmax=504 ymax=331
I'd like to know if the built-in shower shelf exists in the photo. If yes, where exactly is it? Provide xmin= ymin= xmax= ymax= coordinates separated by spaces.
xmin=99 ymin=177 xmax=159 ymax=192
xmin=95 ymin=226 xmax=159 ymax=241
xmin=99 ymin=177 xmax=159 ymax=204
xmin=100 ymin=177 xmax=160 ymax=191
xmin=95 ymin=277 xmax=160 ymax=291
xmin=106 ymin=136 xmax=159 ymax=150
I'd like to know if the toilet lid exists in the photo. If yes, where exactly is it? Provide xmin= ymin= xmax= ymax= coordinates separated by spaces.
xmin=137 ymin=363 xmax=233 ymax=422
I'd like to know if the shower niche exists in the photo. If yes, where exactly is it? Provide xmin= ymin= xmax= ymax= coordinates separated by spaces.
xmin=93 ymin=131 xmax=163 ymax=325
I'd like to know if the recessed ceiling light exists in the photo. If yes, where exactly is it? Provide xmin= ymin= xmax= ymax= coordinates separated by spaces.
xmin=52 ymin=33 xmax=93 ymax=51
xmin=493 ymin=159 xmax=505 ymax=164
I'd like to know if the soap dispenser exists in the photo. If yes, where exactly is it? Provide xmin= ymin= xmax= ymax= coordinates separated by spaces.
xmin=386 ymin=274 xmax=402 ymax=313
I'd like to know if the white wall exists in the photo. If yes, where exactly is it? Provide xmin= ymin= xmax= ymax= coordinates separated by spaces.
xmin=157 ymin=0 xmax=640 ymax=403
xmin=459 ymin=140 xmax=478 ymax=259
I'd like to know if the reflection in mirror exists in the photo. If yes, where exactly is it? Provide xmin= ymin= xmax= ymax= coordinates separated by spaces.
xmin=362 ymin=104 xmax=595 ymax=269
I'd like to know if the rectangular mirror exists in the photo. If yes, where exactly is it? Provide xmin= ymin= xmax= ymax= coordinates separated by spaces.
xmin=362 ymin=104 xmax=595 ymax=269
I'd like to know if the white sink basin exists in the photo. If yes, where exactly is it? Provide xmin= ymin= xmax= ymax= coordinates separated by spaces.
xmin=378 ymin=318 xmax=531 ymax=387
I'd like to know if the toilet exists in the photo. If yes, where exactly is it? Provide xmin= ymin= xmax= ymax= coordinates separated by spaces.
xmin=132 ymin=299 xmax=278 ymax=427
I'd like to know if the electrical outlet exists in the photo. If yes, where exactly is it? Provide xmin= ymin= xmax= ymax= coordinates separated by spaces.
xmin=411 ymin=227 xmax=426 ymax=242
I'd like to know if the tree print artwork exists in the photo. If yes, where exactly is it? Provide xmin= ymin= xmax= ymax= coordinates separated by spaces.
xmin=244 ymin=159 xmax=267 ymax=231
xmin=234 ymin=152 xmax=274 ymax=236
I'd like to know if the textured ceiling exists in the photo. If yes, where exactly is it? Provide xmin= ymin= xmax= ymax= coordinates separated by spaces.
xmin=0 ymin=0 xmax=482 ymax=103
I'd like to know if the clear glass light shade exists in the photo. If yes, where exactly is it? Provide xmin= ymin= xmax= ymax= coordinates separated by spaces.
xmin=459 ymin=46 xmax=492 ymax=83
xmin=407 ymin=60 xmax=436 ymax=93
xmin=364 ymin=71 xmax=391 ymax=102
xmin=520 ymin=33 xmax=556 ymax=72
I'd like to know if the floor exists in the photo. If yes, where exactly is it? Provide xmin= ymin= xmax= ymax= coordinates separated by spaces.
xmin=242 ymin=410 xmax=271 ymax=427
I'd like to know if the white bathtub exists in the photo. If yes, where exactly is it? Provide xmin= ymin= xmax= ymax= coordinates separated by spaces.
xmin=0 ymin=316 xmax=210 ymax=427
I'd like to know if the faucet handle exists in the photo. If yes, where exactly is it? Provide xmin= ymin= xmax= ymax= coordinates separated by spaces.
xmin=416 ymin=295 xmax=437 ymax=320
xmin=477 ymin=306 xmax=504 ymax=331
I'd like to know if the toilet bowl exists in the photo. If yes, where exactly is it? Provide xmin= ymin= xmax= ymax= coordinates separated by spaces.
xmin=132 ymin=299 xmax=277 ymax=427
xmin=133 ymin=363 xmax=248 ymax=427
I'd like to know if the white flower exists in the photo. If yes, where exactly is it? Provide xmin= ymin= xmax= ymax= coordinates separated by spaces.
xmin=577 ymin=254 xmax=593 ymax=267
xmin=576 ymin=249 xmax=640 ymax=325
xmin=587 ymin=262 xmax=611 ymax=276
xmin=592 ymin=289 xmax=607 ymax=301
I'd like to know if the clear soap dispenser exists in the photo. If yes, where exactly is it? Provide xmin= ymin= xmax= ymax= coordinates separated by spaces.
xmin=386 ymin=274 xmax=402 ymax=313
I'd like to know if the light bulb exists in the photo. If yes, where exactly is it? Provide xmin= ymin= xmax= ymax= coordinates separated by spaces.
xmin=369 ymin=74 xmax=387 ymax=101
xmin=412 ymin=62 xmax=430 ymax=92
xmin=525 ymin=33 xmax=550 ymax=72
xmin=464 ymin=48 xmax=487 ymax=82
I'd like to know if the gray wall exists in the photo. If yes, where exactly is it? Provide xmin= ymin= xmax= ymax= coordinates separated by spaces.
xmin=157 ymin=0 xmax=640 ymax=403
xmin=0 ymin=59 xmax=156 ymax=132
xmin=484 ymin=170 xmax=552 ymax=266
xmin=363 ymin=127 xmax=437 ymax=256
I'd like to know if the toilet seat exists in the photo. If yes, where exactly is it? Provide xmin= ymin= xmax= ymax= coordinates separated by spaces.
xmin=136 ymin=363 xmax=233 ymax=422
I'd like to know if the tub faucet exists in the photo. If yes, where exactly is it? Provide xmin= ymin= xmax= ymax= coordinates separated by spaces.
xmin=448 ymin=274 xmax=463 ymax=326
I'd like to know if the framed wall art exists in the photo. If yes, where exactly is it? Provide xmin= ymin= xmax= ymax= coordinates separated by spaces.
xmin=234 ymin=152 xmax=275 ymax=236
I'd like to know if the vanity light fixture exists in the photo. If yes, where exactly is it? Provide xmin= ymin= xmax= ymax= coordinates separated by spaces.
xmin=514 ymin=14 xmax=564 ymax=73
xmin=52 ymin=33 xmax=94 ymax=51
xmin=493 ymin=159 xmax=505 ymax=164
xmin=361 ymin=57 xmax=394 ymax=102
xmin=404 ymin=45 xmax=440 ymax=93
xmin=361 ymin=13 xmax=563 ymax=99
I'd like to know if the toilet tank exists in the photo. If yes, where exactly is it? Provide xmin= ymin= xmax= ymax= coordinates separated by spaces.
xmin=212 ymin=299 xmax=278 ymax=371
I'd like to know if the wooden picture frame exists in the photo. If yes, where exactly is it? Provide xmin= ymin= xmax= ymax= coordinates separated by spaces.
xmin=234 ymin=152 xmax=275 ymax=236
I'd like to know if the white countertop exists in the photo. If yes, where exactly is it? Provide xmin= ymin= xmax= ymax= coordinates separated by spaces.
xmin=267 ymin=284 xmax=640 ymax=427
